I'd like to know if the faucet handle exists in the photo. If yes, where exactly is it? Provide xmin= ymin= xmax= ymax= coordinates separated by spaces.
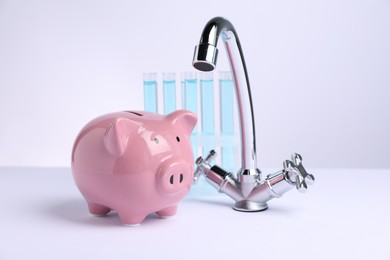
xmin=291 ymin=153 xmax=315 ymax=186
xmin=283 ymin=153 xmax=315 ymax=193
xmin=194 ymin=150 xmax=216 ymax=182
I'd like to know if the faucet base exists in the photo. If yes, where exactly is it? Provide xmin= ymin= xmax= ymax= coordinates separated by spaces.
xmin=233 ymin=200 xmax=268 ymax=212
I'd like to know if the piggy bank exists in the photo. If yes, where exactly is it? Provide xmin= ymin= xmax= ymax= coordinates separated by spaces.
xmin=71 ymin=110 xmax=197 ymax=226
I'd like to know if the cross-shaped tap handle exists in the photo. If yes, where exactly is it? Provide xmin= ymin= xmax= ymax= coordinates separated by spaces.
xmin=194 ymin=150 xmax=216 ymax=182
xmin=283 ymin=153 xmax=315 ymax=193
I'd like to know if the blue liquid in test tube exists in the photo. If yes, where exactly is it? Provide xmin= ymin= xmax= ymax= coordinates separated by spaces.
xmin=182 ymin=72 xmax=198 ymax=158
xmin=219 ymin=71 xmax=235 ymax=172
xmin=181 ymin=74 xmax=186 ymax=110
xmin=200 ymin=72 xmax=215 ymax=156
xmin=143 ymin=73 xmax=158 ymax=113
xmin=183 ymin=72 xmax=198 ymax=133
xmin=163 ymin=73 xmax=176 ymax=115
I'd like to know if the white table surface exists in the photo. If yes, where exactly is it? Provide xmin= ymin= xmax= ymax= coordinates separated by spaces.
xmin=0 ymin=167 xmax=389 ymax=260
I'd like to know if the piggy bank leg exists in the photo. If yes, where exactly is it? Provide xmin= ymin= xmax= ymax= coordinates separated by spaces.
xmin=117 ymin=211 xmax=147 ymax=226
xmin=156 ymin=205 xmax=178 ymax=218
xmin=87 ymin=202 xmax=111 ymax=216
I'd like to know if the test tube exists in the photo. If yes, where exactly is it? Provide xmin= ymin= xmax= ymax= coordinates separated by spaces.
xmin=163 ymin=72 xmax=176 ymax=115
xmin=182 ymin=72 xmax=198 ymax=130
xmin=181 ymin=73 xmax=186 ymax=110
xmin=200 ymin=72 xmax=215 ymax=156
xmin=143 ymin=73 xmax=158 ymax=113
xmin=182 ymin=72 xmax=198 ymax=159
xmin=219 ymin=71 xmax=235 ymax=172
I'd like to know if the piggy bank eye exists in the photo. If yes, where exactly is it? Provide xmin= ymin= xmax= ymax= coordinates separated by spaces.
xmin=154 ymin=137 xmax=159 ymax=144
xmin=176 ymin=136 xmax=180 ymax=142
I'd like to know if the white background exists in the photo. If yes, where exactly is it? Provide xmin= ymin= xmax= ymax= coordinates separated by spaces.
xmin=0 ymin=0 xmax=389 ymax=168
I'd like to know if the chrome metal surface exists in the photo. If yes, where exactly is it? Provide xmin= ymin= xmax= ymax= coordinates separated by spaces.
xmin=234 ymin=200 xmax=268 ymax=212
xmin=283 ymin=153 xmax=315 ymax=193
xmin=196 ymin=150 xmax=314 ymax=212
xmin=192 ymin=17 xmax=315 ymax=211
xmin=194 ymin=149 xmax=216 ymax=182
xmin=192 ymin=16 xmax=258 ymax=171
xmin=193 ymin=44 xmax=218 ymax=71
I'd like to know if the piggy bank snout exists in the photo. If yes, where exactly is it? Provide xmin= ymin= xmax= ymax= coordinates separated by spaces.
xmin=158 ymin=159 xmax=193 ymax=195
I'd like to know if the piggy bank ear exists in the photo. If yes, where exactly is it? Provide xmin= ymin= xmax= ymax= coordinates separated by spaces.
xmin=166 ymin=110 xmax=198 ymax=135
xmin=104 ymin=118 xmax=140 ymax=157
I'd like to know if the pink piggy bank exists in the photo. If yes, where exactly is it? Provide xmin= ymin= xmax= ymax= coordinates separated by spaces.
xmin=71 ymin=110 xmax=197 ymax=226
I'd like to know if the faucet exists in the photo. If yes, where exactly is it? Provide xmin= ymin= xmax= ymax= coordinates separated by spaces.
xmin=192 ymin=17 xmax=315 ymax=211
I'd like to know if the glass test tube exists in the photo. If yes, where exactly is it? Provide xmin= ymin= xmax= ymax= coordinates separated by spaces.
xmin=181 ymin=73 xmax=186 ymax=110
xmin=163 ymin=73 xmax=176 ymax=115
xmin=200 ymin=72 xmax=215 ymax=156
xmin=143 ymin=73 xmax=158 ymax=113
xmin=219 ymin=71 xmax=235 ymax=172
xmin=182 ymin=72 xmax=198 ymax=132
xmin=182 ymin=72 xmax=198 ymax=158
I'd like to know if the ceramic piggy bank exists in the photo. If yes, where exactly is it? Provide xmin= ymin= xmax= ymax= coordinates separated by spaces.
xmin=71 ymin=110 xmax=197 ymax=226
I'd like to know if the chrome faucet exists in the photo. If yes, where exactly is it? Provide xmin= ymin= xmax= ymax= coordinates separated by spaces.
xmin=192 ymin=17 xmax=315 ymax=211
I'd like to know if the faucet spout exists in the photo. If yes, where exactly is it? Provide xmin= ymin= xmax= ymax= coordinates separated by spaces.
xmin=193 ymin=16 xmax=258 ymax=172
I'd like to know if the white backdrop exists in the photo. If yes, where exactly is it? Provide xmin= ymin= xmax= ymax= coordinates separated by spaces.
xmin=0 ymin=0 xmax=389 ymax=168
